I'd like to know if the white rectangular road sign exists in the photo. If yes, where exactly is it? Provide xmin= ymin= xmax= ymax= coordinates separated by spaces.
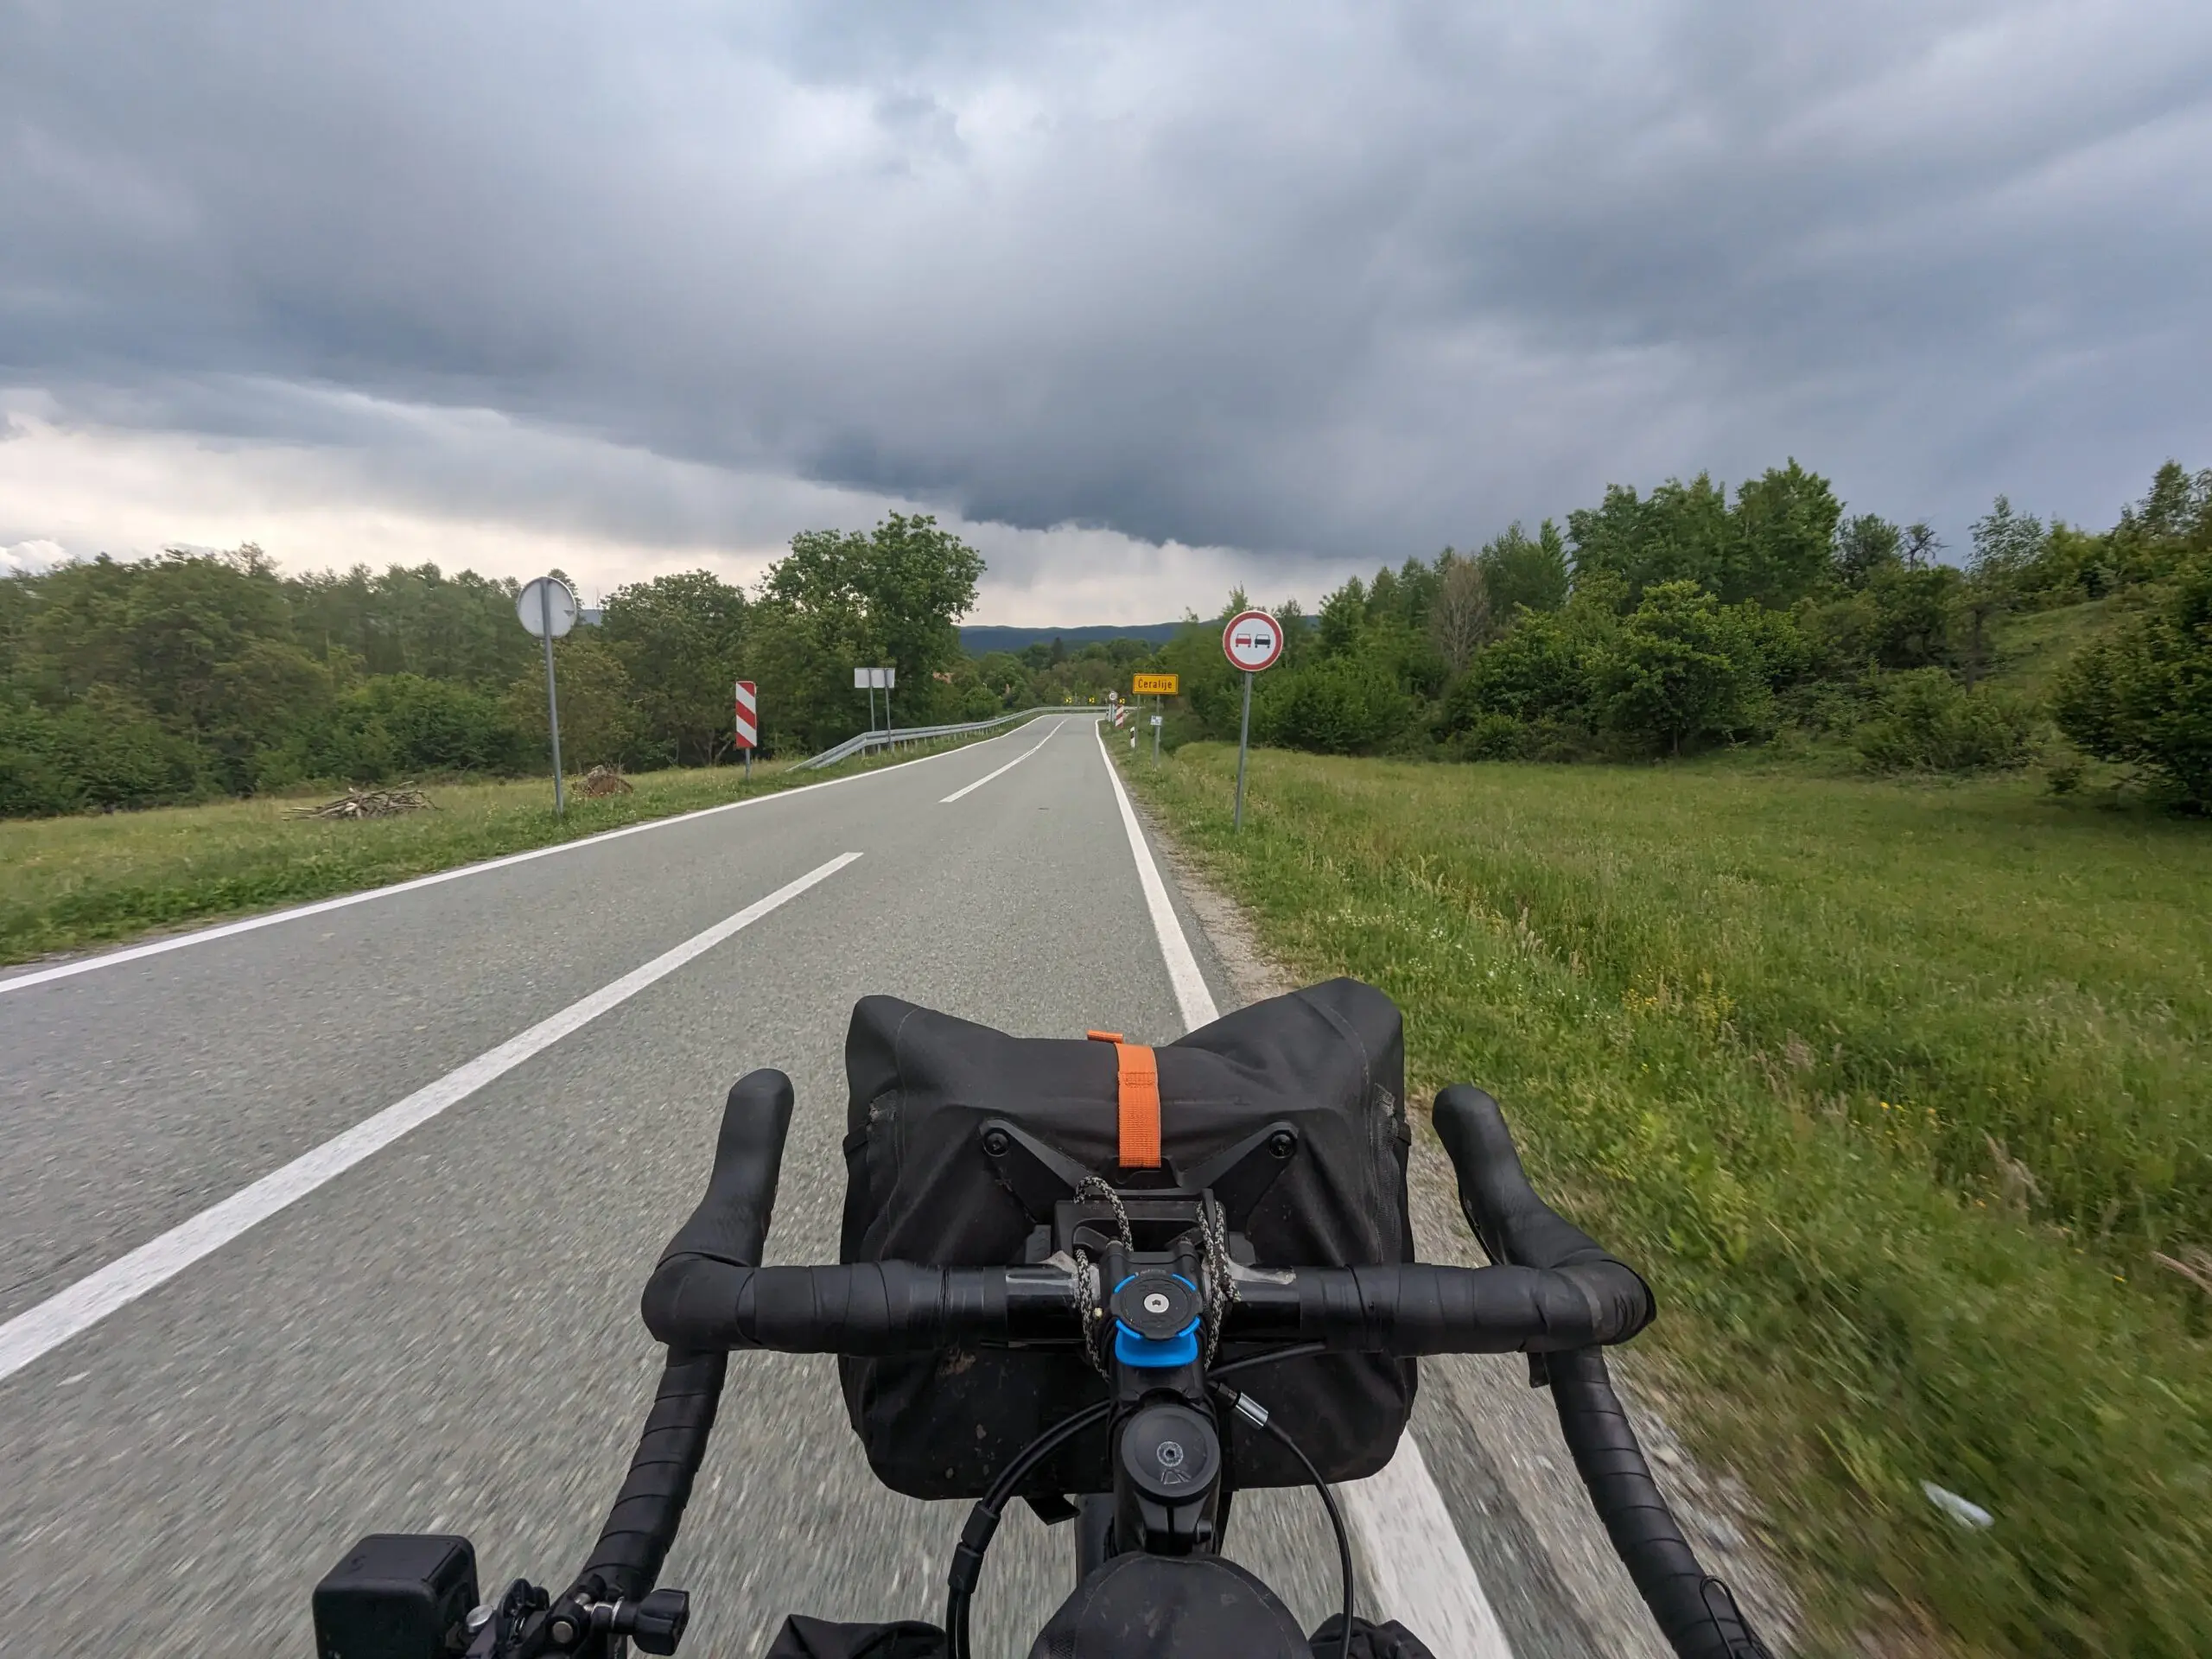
xmin=734 ymin=680 xmax=758 ymax=750
xmin=852 ymin=666 xmax=898 ymax=690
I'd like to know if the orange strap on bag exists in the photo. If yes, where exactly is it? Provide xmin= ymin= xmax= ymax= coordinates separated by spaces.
xmin=1085 ymin=1030 xmax=1161 ymax=1169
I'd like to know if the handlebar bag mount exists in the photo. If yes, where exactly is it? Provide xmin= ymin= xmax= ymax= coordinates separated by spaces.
xmin=838 ymin=977 xmax=1416 ymax=1498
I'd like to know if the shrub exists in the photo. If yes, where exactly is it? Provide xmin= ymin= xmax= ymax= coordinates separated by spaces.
xmin=1593 ymin=580 xmax=1773 ymax=755
xmin=263 ymin=674 xmax=526 ymax=785
xmin=0 ymin=689 xmax=208 ymax=815
xmin=1854 ymin=668 xmax=2037 ymax=773
xmin=2051 ymin=556 xmax=2212 ymax=808
xmin=1443 ymin=711 xmax=1527 ymax=761
xmin=1255 ymin=655 xmax=1413 ymax=753
xmin=1445 ymin=608 xmax=1598 ymax=730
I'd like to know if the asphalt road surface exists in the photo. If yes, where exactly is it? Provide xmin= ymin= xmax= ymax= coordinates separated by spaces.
xmin=0 ymin=715 xmax=1694 ymax=1658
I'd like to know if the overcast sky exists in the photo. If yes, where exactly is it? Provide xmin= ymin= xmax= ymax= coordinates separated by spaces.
xmin=3 ymin=2 xmax=2208 ymax=620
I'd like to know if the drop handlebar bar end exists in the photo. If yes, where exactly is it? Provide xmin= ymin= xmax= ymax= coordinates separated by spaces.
xmin=1434 ymin=1085 xmax=1637 ymax=1281
xmin=654 ymin=1070 xmax=796 ymax=1273
xmin=577 ymin=1070 xmax=795 ymax=1604
xmin=1433 ymin=1088 xmax=1770 ymax=1657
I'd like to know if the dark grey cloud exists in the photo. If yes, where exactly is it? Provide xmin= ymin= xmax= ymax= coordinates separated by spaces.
xmin=3 ymin=0 xmax=2209 ymax=579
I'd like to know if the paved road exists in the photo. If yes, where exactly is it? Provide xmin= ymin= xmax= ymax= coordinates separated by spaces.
xmin=0 ymin=715 xmax=1656 ymax=1657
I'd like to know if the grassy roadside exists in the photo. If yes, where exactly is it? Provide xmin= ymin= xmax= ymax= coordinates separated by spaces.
xmin=0 ymin=721 xmax=1040 ymax=968
xmin=1122 ymin=743 xmax=2210 ymax=1656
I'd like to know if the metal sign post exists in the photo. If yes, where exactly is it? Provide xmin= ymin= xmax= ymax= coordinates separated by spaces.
xmin=1221 ymin=610 xmax=1284 ymax=830
xmin=1133 ymin=673 xmax=1178 ymax=766
xmin=853 ymin=666 xmax=897 ymax=737
xmin=517 ymin=575 xmax=580 ymax=816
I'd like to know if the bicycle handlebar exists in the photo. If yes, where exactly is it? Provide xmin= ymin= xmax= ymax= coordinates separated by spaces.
xmin=639 ymin=1255 xmax=1653 ymax=1356
xmin=582 ymin=1068 xmax=1764 ymax=1659
xmin=1434 ymin=1086 xmax=1771 ymax=1659
xmin=573 ymin=1069 xmax=794 ymax=1603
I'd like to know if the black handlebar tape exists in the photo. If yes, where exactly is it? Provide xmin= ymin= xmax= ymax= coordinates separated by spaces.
xmin=644 ymin=1261 xmax=1080 ymax=1353
xmin=1548 ymin=1349 xmax=1773 ymax=1659
xmin=576 ymin=1350 xmax=726 ymax=1601
xmin=1228 ymin=1262 xmax=1651 ymax=1354
xmin=654 ymin=1069 xmax=798 ymax=1272
xmin=571 ymin=1071 xmax=796 ymax=1605
xmin=1433 ymin=1086 xmax=1630 ymax=1278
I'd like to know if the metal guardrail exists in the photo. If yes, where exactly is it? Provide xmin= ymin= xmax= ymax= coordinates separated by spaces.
xmin=797 ymin=706 xmax=1093 ymax=771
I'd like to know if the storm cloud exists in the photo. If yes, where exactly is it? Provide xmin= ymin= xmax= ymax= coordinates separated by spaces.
xmin=3 ymin=1 xmax=2209 ymax=614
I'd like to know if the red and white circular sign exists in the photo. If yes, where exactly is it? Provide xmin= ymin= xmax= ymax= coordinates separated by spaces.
xmin=1221 ymin=609 xmax=1284 ymax=672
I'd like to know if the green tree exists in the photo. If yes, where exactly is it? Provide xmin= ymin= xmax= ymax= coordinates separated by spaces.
xmin=973 ymin=651 xmax=1036 ymax=709
xmin=1568 ymin=462 xmax=1840 ymax=607
xmin=1834 ymin=514 xmax=1903 ymax=589
xmin=601 ymin=569 xmax=749 ymax=766
xmin=1255 ymin=654 xmax=1412 ymax=753
xmin=1442 ymin=587 xmax=1616 ymax=734
xmin=2106 ymin=461 xmax=2212 ymax=588
xmin=1730 ymin=460 xmax=1844 ymax=605
xmin=1594 ymin=581 xmax=1770 ymax=754
xmin=1270 ymin=599 xmax=1310 ymax=671
xmin=1428 ymin=554 xmax=1493 ymax=677
xmin=1955 ymin=496 xmax=2044 ymax=689
xmin=2053 ymin=556 xmax=2212 ymax=809
xmin=263 ymin=675 xmax=525 ymax=785
xmin=14 ymin=549 xmax=331 ymax=792
xmin=507 ymin=635 xmax=646 ymax=772
xmin=753 ymin=513 xmax=986 ymax=747
xmin=1567 ymin=474 xmax=1732 ymax=601
xmin=1477 ymin=520 xmax=1570 ymax=614
xmin=0 ymin=686 xmax=207 ymax=814
xmin=287 ymin=563 xmax=536 ymax=689
xmin=1315 ymin=578 xmax=1366 ymax=658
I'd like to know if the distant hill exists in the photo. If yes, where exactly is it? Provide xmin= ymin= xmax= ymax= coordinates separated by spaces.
xmin=960 ymin=621 xmax=1187 ymax=655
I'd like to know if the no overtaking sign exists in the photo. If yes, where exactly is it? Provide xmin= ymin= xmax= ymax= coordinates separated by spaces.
xmin=1222 ymin=610 xmax=1283 ymax=671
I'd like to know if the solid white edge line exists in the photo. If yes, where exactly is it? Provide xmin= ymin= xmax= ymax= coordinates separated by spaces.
xmin=0 ymin=851 xmax=861 ymax=1385
xmin=1094 ymin=721 xmax=1218 ymax=1031
xmin=1340 ymin=1433 xmax=1517 ymax=1659
xmin=0 ymin=716 xmax=1049 ymax=998
xmin=1094 ymin=728 xmax=1515 ymax=1658
xmin=939 ymin=718 xmax=1065 ymax=803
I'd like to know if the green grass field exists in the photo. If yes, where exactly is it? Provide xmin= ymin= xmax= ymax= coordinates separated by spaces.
xmin=1124 ymin=743 xmax=2210 ymax=1657
xmin=0 ymin=724 xmax=1035 ymax=968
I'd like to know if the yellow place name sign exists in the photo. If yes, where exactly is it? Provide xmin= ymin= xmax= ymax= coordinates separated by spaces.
xmin=1131 ymin=672 xmax=1179 ymax=696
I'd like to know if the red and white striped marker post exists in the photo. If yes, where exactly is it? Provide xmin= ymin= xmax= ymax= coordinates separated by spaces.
xmin=734 ymin=680 xmax=759 ymax=780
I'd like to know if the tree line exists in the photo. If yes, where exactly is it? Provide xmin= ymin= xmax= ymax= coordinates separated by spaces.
xmin=7 ymin=460 xmax=2208 ymax=819
xmin=0 ymin=514 xmax=995 ymax=817
xmin=1141 ymin=459 xmax=2212 ymax=810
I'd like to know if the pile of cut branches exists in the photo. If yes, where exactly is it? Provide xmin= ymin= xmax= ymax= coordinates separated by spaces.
xmin=579 ymin=766 xmax=634 ymax=798
xmin=290 ymin=787 xmax=435 ymax=820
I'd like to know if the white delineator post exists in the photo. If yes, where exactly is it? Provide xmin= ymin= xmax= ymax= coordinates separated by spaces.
xmin=734 ymin=680 xmax=759 ymax=780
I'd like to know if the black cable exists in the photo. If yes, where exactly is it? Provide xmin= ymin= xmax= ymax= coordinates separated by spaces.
xmin=1211 ymin=1382 xmax=1352 ymax=1659
xmin=946 ymin=1399 xmax=1115 ymax=1659
xmin=1266 ymin=1414 xmax=1354 ymax=1659
xmin=1205 ymin=1341 xmax=1325 ymax=1380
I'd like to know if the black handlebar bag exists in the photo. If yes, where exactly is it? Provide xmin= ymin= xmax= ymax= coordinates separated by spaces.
xmin=837 ymin=977 xmax=1417 ymax=1499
